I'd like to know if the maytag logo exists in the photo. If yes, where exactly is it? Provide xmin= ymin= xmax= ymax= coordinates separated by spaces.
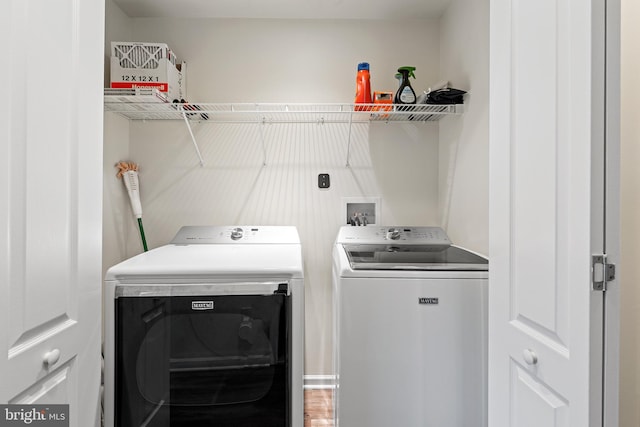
xmin=419 ymin=297 xmax=439 ymax=305
xmin=1 ymin=405 xmax=68 ymax=426
xmin=192 ymin=301 xmax=214 ymax=310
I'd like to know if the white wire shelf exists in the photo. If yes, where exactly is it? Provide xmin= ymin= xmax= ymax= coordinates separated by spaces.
xmin=104 ymin=88 xmax=463 ymax=123
xmin=104 ymin=88 xmax=464 ymax=167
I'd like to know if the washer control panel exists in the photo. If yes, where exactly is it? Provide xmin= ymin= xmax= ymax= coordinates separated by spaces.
xmin=336 ymin=226 xmax=451 ymax=245
xmin=171 ymin=226 xmax=300 ymax=244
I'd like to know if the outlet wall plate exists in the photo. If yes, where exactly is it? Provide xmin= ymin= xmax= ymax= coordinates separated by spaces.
xmin=318 ymin=174 xmax=330 ymax=189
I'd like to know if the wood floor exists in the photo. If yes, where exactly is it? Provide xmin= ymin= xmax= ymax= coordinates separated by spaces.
xmin=304 ymin=389 xmax=334 ymax=427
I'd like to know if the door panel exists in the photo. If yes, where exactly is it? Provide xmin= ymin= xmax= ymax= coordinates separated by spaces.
xmin=489 ymin=0 xmax=606 ymax=425
xmin=511 ymin=0 xmax=570 ymax=346
xmin=9 ymin=0 xmax=78 ymax=347
xmin=0 ymin=0 xmax=104 ymax=425
xmin=6 ymin=0 xmax=83 ymax=395
xmin=511 ymin=363 xmax=568 ymax=427
xmin=9 ymin=362 xmax=74 ymax=405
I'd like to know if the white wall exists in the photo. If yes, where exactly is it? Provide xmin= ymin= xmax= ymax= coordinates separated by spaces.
xmin=103 ymin=14 xmax=448 ymax=376
xmin=128 ymin=18 xmax=441 ymax=104
xmin=104 ymin=0 xmax=132 ymax=88
xmin=102 ymin=0 xmax=491 ymax=378
xmin=438 ymin=0 xmax=489 ymax=255
xmin=102 ymin=113 xmax=130 ymax=279
xmin=620 ymin=0 xmax=640 ymax=424
xmin=103 ymin=0 xmax=134 ymax=281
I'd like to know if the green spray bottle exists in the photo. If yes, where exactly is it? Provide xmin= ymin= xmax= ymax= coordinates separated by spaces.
xmin=394 ymin=66 xmax=417 ymax=105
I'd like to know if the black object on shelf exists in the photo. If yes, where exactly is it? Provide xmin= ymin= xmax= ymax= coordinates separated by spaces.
xmin=426 ymin=88 xmax=467 ymax=105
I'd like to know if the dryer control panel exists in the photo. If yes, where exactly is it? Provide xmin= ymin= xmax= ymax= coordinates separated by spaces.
xmin=171 ymin=226 xmax=301 ymax=244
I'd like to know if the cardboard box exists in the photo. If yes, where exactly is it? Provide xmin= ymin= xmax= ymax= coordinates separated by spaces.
xmin=110 ymin=42 xmax=185 ymax=101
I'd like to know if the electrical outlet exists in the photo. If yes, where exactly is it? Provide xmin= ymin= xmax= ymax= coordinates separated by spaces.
xmin=318 ymin=174 xmax=330 ymax=189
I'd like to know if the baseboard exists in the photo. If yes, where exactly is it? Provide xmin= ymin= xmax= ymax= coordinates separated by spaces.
xmin=303 ymin=375 xmax=336 ymax=390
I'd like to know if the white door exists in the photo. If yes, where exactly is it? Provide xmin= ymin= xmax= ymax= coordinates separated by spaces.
xmin=488 ymin=0 xmax=618 ymax=426
xmin=0 ymin=1 xmax=104 ymax=426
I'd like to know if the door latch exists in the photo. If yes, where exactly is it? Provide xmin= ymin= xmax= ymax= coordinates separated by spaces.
xmin=592 ymin=255 xmax=615 ymax=291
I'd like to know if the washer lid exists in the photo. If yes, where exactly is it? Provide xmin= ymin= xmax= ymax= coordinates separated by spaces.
xmin=343 ymin=244 xmax=488 ymax=271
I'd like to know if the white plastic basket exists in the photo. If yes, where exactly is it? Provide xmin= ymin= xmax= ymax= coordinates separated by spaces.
xmin=110 ymin=42 xmax=185 ymax=100
xmin=111 ymin=42 xmax=177 ymax=69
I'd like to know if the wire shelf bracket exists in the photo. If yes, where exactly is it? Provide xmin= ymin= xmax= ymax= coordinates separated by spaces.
xmin=179 ymin=106 xmax=205 ymax=167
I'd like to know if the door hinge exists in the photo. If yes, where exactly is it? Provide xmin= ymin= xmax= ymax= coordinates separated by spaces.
xmin=592 ymin=255 xmax=616 ymax=291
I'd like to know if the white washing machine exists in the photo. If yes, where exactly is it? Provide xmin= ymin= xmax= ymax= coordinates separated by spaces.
xmin=103 ymin=226 xmax=304 ymax=427
xmin=333 ymin=226 xmax=488 ymax=427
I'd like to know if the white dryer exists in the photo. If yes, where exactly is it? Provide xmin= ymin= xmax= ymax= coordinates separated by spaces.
xmin=103 ymin=226 xmax=304 ymax=427
xmin=333 ymin=226 xmax=488 ymax=427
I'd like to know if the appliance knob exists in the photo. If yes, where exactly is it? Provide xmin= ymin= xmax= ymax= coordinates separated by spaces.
xmin=387 ymin=228 xmax=401 ymax=240
xmin=231 ymin=227 xmax=244 ymax=240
